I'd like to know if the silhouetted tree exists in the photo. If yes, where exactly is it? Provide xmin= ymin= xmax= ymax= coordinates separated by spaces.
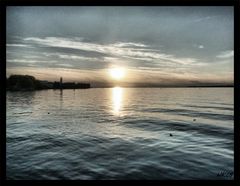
xmin=7 ymin=75 xmax=39 ymax=90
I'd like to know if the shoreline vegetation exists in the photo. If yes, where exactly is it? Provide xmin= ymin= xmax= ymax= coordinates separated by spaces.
xmin=6 ymin=74 xmax=233 ymax=91
xmin=6 ymin=75 xmax=90 ymax=91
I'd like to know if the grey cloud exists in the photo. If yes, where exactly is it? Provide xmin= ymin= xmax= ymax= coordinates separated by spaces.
xmin=216 ymin=50 xmax=234 ymax=58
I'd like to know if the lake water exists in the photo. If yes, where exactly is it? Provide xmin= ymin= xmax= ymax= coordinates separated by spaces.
xmin=6 ymin=88 xmax=234 ymax=180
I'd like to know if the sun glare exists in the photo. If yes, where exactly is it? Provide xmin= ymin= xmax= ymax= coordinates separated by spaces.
xmin=109 ymin=68 xmax=125 ymax=80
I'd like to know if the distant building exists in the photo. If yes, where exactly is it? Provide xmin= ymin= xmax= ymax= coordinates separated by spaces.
xmin=52 ymin=77 xmax=90 ymax=89
xmin=39 ymin=80 xmax=53 ymax=88
xmin=60 ymin=77 xmax=63 ymax=89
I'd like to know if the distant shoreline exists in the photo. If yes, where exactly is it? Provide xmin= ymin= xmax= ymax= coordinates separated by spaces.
xmin=6 ymin=74 xmax=233 ymax=91
xmin=91 ymin=86 xmax=234 ymax=89
xmin=6 ymin=86 xmax=234 ymax=91
xmin=91 ymin=85 xmax=234 ymax=88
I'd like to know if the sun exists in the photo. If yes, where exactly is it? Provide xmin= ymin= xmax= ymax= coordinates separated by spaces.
xmin=109 ymin=67 xmax=125 ymax=80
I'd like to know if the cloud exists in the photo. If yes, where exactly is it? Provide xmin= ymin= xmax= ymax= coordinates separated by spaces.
xmin=7 ymin=44 xmax=34 ymax=48
xmin=58 ymin=64 xmax=74 ymax=67
xmin=7 ymin=59 xmax=56 ymax=63
xmin=43 ymin=53 xmax=99 ymax=61
xmin=192 ymin=16 xmax=217 ymax=23
xmin=111 ymin=42 xmax=148 ymax=48
xmin=193 ymin=44 xmax=204 ymax=49
xmin=216 ymin=50 xmax=234 ymax=58
xmin=22 ymin=36 xmax=197 ymax=66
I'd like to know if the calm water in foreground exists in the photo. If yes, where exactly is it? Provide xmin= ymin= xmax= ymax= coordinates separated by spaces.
xmin=7 ymin=88 xmax=234 ymax=180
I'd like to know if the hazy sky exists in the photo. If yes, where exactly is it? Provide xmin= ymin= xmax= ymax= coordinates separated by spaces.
xmin=7 ymin=6 xmax=233 ymax=87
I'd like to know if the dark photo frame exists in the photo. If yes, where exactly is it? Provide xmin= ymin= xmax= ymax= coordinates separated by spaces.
xmin=1 ymin=0 xmax=239 ymax=186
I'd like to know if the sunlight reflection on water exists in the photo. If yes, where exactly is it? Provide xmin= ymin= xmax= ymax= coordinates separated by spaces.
xmin=112 ymin=87 xmax=123 ymax=115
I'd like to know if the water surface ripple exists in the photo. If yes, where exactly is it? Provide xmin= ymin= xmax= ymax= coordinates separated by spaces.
xmin=7 ymin=88 xmax=234 ymax=180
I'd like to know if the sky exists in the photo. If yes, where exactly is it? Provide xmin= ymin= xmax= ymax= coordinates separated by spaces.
xmin=6 ymin=6 xmax=233 ymax=87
